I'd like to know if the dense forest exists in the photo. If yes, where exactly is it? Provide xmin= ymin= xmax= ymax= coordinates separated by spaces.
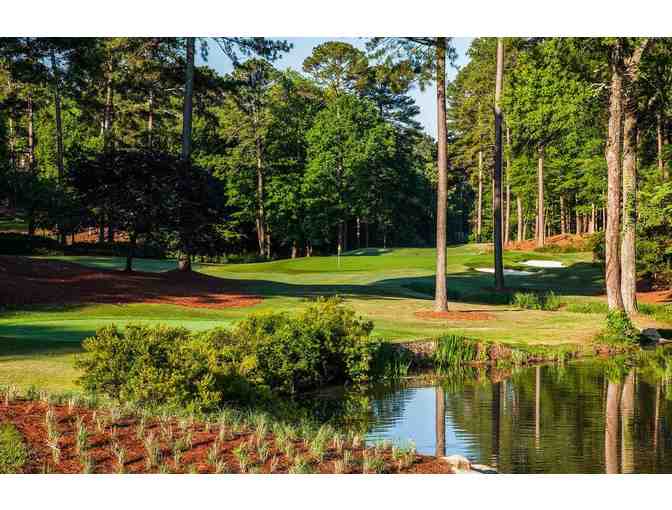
xmin=1 ymin=37 xmax=671 ymax=311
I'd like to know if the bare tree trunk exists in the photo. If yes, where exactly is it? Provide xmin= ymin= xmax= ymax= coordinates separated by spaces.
xmin=658 ymin=111 xmax=667 ymax=179
xmin=605 ymin=381 xmax=622 ymax=474
xmin=124 ymin=233 xmax=137 ymax=272
xmin=26 ymin=93 xmax=36 ymax=236
xmin=103 ymin=65 xmax=114 ymax=150
xmin=178 ymin=37 xmax=196 ymax=272
xmin=477 ymin=150 xmax=483 ymax=240
xmin=560 ymin=196 xmax=566 ymax=235
xmin=147 ymin=89 xmax=154 ymax=149
xmin=181 ymin=37 xmax=195 ymax=162
xmin=605 ymin=43 xmax=625 ymax=311
xmin=505 ymin=127 xmax=511 ymax=245
xmin=536 ymin=146 xmax=545 ymax=248
xmin=255 ymin=136 xmax=267 ymax=258
xmin=620 ymin=41 xmax=649 ymax=314
xmin=434 ymin=37 xmax=449 ymax=312
xmin=291 ymin=240 xmax=298 ymax=259
xmin=50 ymin=50 xmax=65 ymax=184
xmin=589 ymin=203 xmax=596 ymax=234
xmin=356 ymin=216 xmax=361 ymax=248
xmin=516 ymin=196 xmax=523 ymax=242
xmin=493 ymin=38 xmax=505 ymax=291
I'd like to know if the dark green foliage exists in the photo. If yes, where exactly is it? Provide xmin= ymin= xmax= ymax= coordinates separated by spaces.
xmin=231 ymin=298 xmax=378 ymax=392
xmin=596 ymin=311 xmax=641 ymax=346
xmin=0 ymin=232 xmax=61 ymax=255
xmin=76 ymin=324 xmax=247 ymax=412
xmin=370 ymin=344 xmax=413 ymax=379
xmin=512 ymin=291 xmax=561 ymax=311
xmin=76 ymin=298 xmax=386 ymax=410
xmin=0 ymin=422 xmax=28 ymax=474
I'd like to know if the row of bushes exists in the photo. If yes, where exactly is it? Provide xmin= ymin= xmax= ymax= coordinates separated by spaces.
xmin=76 ymin=299 xmax=394 ymax=412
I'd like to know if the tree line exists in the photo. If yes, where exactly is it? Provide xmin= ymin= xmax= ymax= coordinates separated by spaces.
xmin=1 ymin=37 xmax=671 ymax=315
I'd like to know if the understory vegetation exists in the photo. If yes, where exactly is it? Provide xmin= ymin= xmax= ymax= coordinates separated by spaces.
xmin=0 ymin=385 xmax=424 ymax=474
xmin=0 ymin=422 xmax=28 ymax=473
xmin=76 ymin=298 xmax=400 ymax=412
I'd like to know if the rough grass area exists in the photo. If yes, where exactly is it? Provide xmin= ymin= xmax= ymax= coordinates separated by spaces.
xmin=1 ymin=245 xmax=669 ymax=392
xmin=0 ymin=422 xmax=28 ymax=473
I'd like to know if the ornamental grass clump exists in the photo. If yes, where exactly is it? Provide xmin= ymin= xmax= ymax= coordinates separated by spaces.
xmin=75 ymin=416 xmax=89 ymax=455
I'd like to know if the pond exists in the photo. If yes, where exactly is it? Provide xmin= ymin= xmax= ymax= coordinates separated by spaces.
xmin=314 ymin=353 xmax=672 ymax=473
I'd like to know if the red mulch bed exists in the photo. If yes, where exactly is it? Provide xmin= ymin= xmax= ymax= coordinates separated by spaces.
xmin=0 ymin=400 xmax=454 ymax=474
xmin=637 ymin=290 xmax=672 ymax=305
xmin=415 ymin=310 xmax=495 ymax=321
xmin=506 ymin=233 xmax=591 ymax=252
xmin=0 ymin=256 xmax=261 ymax=309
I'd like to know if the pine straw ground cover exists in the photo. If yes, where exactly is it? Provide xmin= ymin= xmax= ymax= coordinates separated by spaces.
xmin=0 ymin=390 xmax=452 ymax=474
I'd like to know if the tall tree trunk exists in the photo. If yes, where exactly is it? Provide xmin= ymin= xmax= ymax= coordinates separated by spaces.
xmin=50 ymin=49 xmax=64 ymax=183
xmin=492 ymin=38 xmax=505 ymax=291
xmin=435 ymin=386 xmax=445 ymax=458
xmin=657 ymin=111 xmax=667 ymax=179
xmin=560 ymin=196 xmax=566 ymax=235
xmin=178 ymin=36 xmax=196 ymax=272
xmin=620 ymin=41 xmax=649 ymax=314
xmin=434 ymin=37 xmax=449 ymax=312
xmin=103 ymin=65 xmax=114 ymax=151
xmin=589 ymin=203 xmax=596 ymax=234
xmin=27 ymin=93 xmax=36 ymax=236
xmin=536 ymin=145 xmax=545 ymax=248
xmin=356 ymin=216 xmax=361 ymax=248
xmin=181 ymin=37 xmax=195 ymax=161
xmin=516 ymin=196 xmax=523 ymax=242
xmin=605 ymin=43 xmax=625 ymax=311
xmin=291 ymin=240 xmax=298 ymax=259
xmin=50 ymin=48 xmax=66 ymax=245
xmin=504 ymin=126 xmax=511 ymax=245
xmin=605 ymin=381 xmax=622 ymax=474
xmin=125 ymin=233 xmax=137 ymax=272
xmin=477 ymin=149 xmax=483 ymax=240
xmin=147 ymin=89 xmax=154 ymax=149
xmin=255 ymin=136 xmax=267 ymax=258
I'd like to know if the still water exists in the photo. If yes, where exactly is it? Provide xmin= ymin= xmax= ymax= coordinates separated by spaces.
xmin=330 ymin=355 xmax=672 ymax=473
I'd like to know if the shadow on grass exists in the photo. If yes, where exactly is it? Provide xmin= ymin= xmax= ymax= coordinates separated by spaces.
xmin=0 ymin=336 xmax=84 ymax=361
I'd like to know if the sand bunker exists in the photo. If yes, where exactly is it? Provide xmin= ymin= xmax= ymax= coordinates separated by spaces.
xmin=521 ymin=260 xmax=564 ymax=268
xmin=475 ymin=267 xmax=535 ymax=276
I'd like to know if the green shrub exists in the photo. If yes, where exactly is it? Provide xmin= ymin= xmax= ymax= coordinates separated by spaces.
xmin=595 ymin=310 xmax=641 ymax=346
xmin=512 ymin=292 xmax=541 ymax=310
xmin=76 ymin=324 xmax=254 ymax=412
xmin=76 ymin=298 xmax=384 ymax=409
xmin=233 ymin=297 xmax=378 ymax=392
xmin=433 ymin=335 xmax=479 ymax=369
xmin=0 ymin=423 xmax=28 ymax=474
xmin=512 ymin=291 xmax=562 ymax=311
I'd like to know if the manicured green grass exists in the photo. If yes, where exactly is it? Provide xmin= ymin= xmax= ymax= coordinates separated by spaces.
xmin=1 ymin=244 xmax=668 ymax=392
xmin=32 ymin=255 xmax=181 ymax=273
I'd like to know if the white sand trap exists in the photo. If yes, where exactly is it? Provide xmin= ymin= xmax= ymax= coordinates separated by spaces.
xmin=475 ymin=267 xmax=535 ymax=276
xmin=521 ymin=259 xmax=564 ymax=268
